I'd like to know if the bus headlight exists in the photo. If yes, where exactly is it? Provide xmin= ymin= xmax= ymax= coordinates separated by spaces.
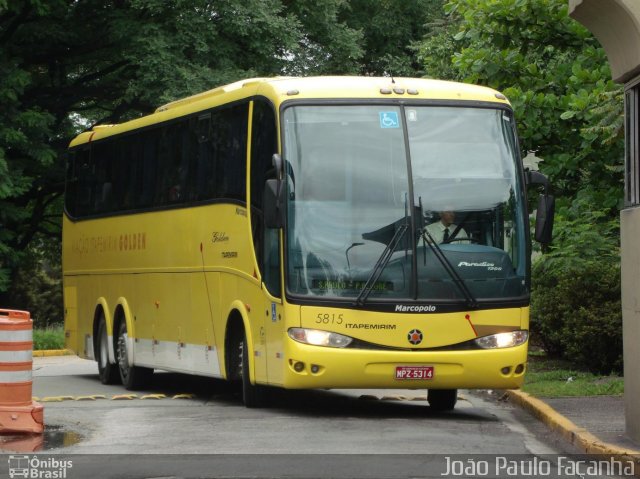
xmin=288 ymin=328 xmax=353 ymax=348
xmin=474 ymin=330 xmax=528 ymax=349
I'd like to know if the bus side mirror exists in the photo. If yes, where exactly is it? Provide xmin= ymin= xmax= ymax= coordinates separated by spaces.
xmin=263 ymin=178 xmax=284 ymax=229
xmin=535 ymin=194 xmax=555 ymax=244
xmin=526 ymin=171 xmax=555 ymax=245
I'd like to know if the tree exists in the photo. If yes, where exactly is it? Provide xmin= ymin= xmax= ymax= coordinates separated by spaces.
xmin=1 ymin=0 xmax=443 ymax=309
xmin=0 ymin=0 xmax=352 ymax=301
xmin=417 ymin=0 xmax=624 ymax=212
xmin=416 ymin=0 xmax=625 ymax=367
xmin=339 ymin=0 xmax=443 ymax=76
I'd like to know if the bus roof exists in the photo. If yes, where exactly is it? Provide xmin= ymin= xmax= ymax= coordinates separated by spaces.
xmin=69 ymin=76 xmax=510 ymax=148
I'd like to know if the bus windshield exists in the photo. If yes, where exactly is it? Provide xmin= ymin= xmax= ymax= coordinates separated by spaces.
xmin=283 ymin=104 xmax=527 ymax=304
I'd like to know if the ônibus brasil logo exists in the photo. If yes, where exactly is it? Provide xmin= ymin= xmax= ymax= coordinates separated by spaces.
xmin=8 ymin=455 xmax=73 ymax=479
xmin=407 ymin=329 xmax=423 ymax=345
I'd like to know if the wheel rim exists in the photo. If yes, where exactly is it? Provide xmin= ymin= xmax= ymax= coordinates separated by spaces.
xmin=238 ymin=339 xmax=245 ymax=379
xmin=117 ymin=325 xmax=130 ymax=383
xmin=99 ymin=326 xmax=109 ymax=368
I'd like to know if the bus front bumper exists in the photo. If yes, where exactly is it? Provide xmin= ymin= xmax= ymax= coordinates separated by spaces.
xmin=282 ymin=339 xmax=528 ymax=390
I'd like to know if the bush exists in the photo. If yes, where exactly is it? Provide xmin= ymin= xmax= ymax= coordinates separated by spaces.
xmin=33 ymin=325 xmax=65 ymax=350
xmin=2 ymin=240 xmax=62 ymax=329
xmin=530 ymin=197 xmax=622 ymax=375
xmin=531 ymin=259 xmax=622 ymax=374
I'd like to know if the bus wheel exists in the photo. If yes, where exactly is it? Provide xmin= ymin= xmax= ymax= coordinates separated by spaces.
xmin=116 ymin=321 xmax=153 ymax=390
xmin=241 ymin=335 xmax=269 ymax=408
xmin=428 ymin=389 xmax=458 ymax=411
xmin=97 ymin=317 xmax=120 ymax=385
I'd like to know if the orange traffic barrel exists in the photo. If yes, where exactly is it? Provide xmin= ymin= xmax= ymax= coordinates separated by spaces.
xmin=0 ymin=309 xmax=44 ymax=434
xmin=0 ymin=432 xmax=43 ymax=452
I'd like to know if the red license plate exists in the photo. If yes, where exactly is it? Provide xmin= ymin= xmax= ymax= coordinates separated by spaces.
xmin=395 ymin=366 xmax=434 ymax=380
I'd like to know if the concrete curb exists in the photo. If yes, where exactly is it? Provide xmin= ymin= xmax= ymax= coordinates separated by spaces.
xmin=507 ymin=390 xmax=640 ymax=475
xmin=32 ymin=349 xmax=74 ymax=357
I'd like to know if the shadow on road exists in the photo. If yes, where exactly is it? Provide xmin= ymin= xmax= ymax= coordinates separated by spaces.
xmin=78 ymin=370 xmax=500 ymax=422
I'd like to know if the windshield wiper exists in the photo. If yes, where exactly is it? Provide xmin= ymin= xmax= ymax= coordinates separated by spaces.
xmin=354 ymin=223 xmax=408 ymax=307
xmin=421 ymin=229 xmax=478 ymax=309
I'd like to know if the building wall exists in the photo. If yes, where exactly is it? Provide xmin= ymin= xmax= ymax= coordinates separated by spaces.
xmin=621 ymin=207 xmax=640 ymax=441
xmin=569 ymin=0 xmax=640 ymax=443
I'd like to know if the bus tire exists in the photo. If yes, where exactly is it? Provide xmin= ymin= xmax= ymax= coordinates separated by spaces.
xmin=428 ymin=389 xmax=457 ymax=411
xmin=241 ymin=335 xmax=269 ymax=408
xmin=116 ymin=321 xmax=153 ymax=390
xmin=97 ymin=316 xmax=120 ymax=385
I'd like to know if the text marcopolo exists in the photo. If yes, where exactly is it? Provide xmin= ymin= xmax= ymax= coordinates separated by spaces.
xmin=395 ymin=305 xmax=436 ymax=312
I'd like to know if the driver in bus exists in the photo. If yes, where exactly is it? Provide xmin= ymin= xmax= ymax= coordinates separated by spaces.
xmin=424 ymin=211 xmax=469 ymax=244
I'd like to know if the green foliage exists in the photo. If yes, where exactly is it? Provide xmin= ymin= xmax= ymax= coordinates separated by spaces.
xmin=0 ymin=0 xmax=444 ymax=304
xmin=532 ymin=259 xmax=622 ymax=374
xmin=282 ymin=0 xmax=363 ymax=76
xmin=5 ymin=239 xmax=62 ymax=328
xmin=33 ymin=325 xmax=65 ymax=351
xmin=0 ymin=0 xmax=353 ymax=300
xmin=530 ymin=199 xmax=622 ymax=374
xmin=418 ymin=0 xmax=624 ymax=212
xmin=339 ymin=0 xmax=443 ymax=76
xmin=418 ymin=0 xmax=625 ymax=373
xmin=542 ymin=197 xmax=620 ymax=265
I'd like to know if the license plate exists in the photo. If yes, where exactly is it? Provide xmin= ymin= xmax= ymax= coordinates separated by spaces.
xmin=395 ymin=366 xmax=434 ymax=380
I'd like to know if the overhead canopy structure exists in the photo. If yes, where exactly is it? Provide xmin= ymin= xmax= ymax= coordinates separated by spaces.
xmin=569 ymin=0 xmax=640 ymax=82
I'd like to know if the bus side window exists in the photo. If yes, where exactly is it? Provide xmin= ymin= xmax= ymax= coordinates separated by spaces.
xmin=122 ymin=137 xmax=142 ymax=210
xmin=92 ymin=141 xmax=113 ymax=214
xmin=156 ymin=126 xmax=177 ymax=204
xmin=167 ymin=121 xmax=192 ymax=203
xmin=194 ymin=114 xmax=212 ymax=201
xmin=138 ymin=129 xmax=158 ymax=208
xmin=251 ymin=99 xmax=280 ymax=297
xmin=263 ymin=229 xmax=281 ymax=297
xmin=213 ymin=104 xmax=248 ymax=201
xmin=197 ymin=113 xmax=211 ymax=144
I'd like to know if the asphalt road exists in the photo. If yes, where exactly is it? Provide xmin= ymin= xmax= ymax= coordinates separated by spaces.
xmin=0 ymin=356 xmax=583 ymax=479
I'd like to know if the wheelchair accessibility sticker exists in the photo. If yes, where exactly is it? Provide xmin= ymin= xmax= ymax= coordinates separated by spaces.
xmin=379 ymin=111 xmax=399 ymax=129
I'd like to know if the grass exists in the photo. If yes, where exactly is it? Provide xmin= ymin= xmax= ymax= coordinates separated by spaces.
xmin=523 ymin=352 xmax=624 ymax=397
xmin=33 ymin=325 xmax=65 ymax=350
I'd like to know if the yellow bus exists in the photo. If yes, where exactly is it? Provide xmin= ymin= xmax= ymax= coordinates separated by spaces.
xmin=63 ymin=76 xmax=553 ymax=410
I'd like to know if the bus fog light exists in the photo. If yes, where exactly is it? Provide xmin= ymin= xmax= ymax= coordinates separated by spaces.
xmin=288 ymin=328 xmax=353 ymax=348
xmin=310 ymin=364 xmax=320 ymax=374
xmin=515 ymin=364 xmax=525 ymax=374
xmin=474 ymin=330 xmax=528 ymax=349
xmin=293 ymin=361 xmax=305 ymax=372
xmin=501 ymin=367 xmax=511 ymax=375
